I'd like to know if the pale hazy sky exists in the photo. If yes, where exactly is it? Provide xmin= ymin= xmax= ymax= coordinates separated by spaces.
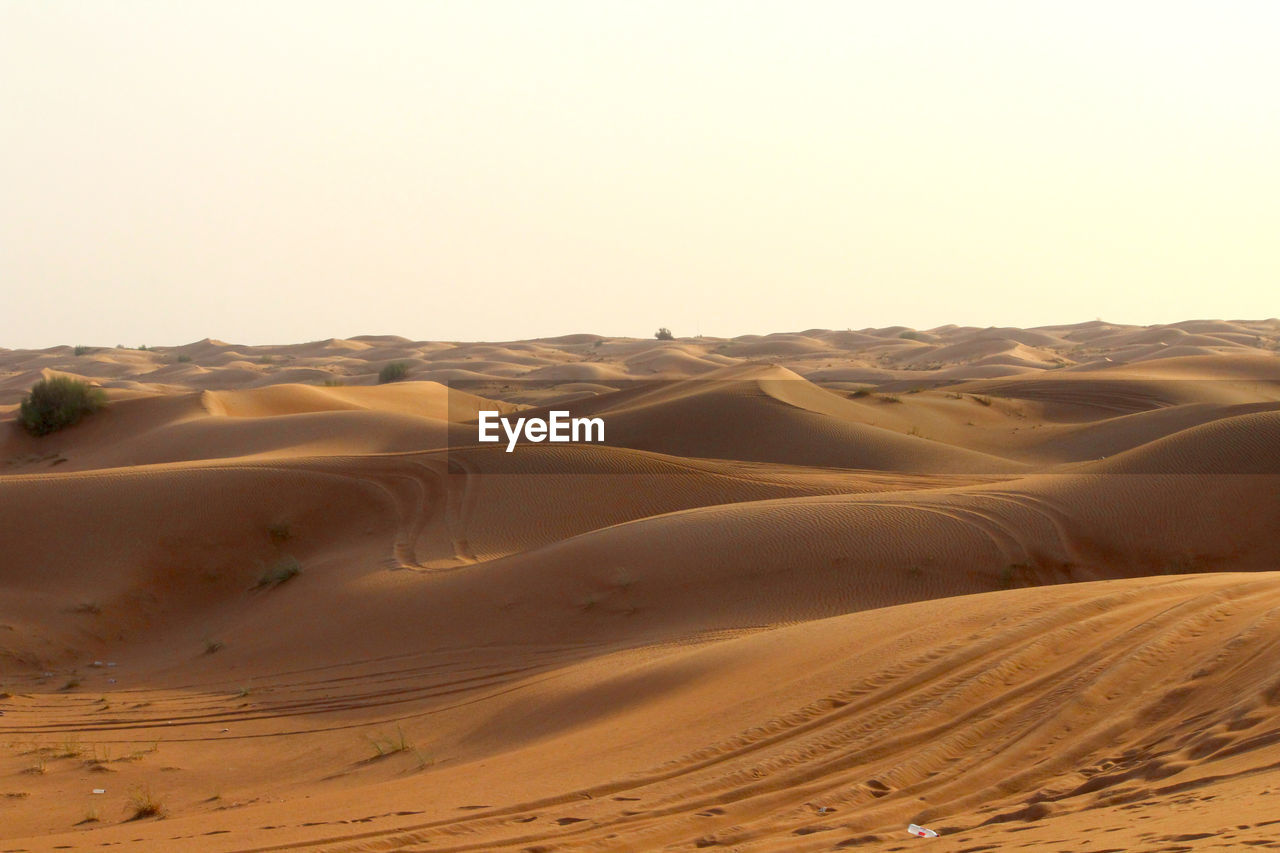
xmin=2 ymin=1 xmax=1277 ymax=348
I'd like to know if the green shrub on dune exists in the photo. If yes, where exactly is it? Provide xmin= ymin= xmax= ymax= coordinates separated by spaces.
xmin=378 ymin=361 xmax=410 ymax=384
xmin=18 ymin=377 xmax=107 ymax=436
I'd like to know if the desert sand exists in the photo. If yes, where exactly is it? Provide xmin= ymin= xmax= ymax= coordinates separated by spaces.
xmin=1 ymin=319 xmax=1279 ymax=851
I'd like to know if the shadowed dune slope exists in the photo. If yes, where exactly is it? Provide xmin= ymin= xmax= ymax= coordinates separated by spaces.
xmin=1085 ymin=409 xmax=1280 ymax=474
xmin=492 ymin=364 xmax=1028 ymax=474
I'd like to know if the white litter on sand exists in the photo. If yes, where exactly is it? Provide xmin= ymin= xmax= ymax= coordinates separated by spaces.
xmin=908 ymin=823 xmax=939 ymax=838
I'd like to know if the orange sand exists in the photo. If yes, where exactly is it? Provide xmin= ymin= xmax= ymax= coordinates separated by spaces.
xmin=1 ymin=320 xmax=1278 ymax=851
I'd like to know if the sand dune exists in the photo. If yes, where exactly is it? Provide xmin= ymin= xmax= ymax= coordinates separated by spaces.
xmin=1 ymin=321 xmax=1278 ymax=851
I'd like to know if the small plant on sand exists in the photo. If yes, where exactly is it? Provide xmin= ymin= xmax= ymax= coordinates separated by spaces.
xmin=56 ymin=736 xmax=83 ymax=758
xmin=175 ymin=354 xmax=192 ymax=363
xmin=255 ymin=556 xmax=301 ymax=589
xmin=18 ymin=376 xmax=107 ymax=436
xmin=128 ymin=741 xmax=160 ymax=760
xmin=878 ymin=394 xmax=902 ymax=404
xmin=654 ymin=327 xmax=674 ymax=340
xmin=202 ymin=638 xmax=225 ymax=655
xmin=78 ymin=806 xmax=100 ymax=824
xmin=971 ymin=395 xmax=993 ymax=406
xmin=366 ymin=725 xmax=413 ymax=758
xmin=850 ymin=387 xmax=873 ymax=398
xmin=61 ymin=678 xmax=81 ymax=691
xmin=73 ymin=344 xmax=92 ymax=356
xmin=378 ymin=361 xmax=410 ymax=383
xmin=126 ymin=784 xmax=164 ymax=820
xmin=898 ymin=330 xmax=929 ymax=341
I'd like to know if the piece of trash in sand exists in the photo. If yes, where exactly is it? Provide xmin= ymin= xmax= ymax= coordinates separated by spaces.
xmin=908 ymin=823 xmax=939 ymax=838
xmin=106 ymin=662 xmax=117 ymax=667
xmin=41 ymin=672 xmax=53 ymax=678
xmin=91 ymin=789 xmax=106 ymax=795
xmin=90 ymin=661 xmax=104 ymax=668
xmin=220 ymin=728 xmax=229 ymax=733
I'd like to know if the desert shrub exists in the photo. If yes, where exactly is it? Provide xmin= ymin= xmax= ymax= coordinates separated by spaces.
xmin=850 ymin=387 xmax=873 ymax=398
xmin=18 ymin=377 xmax=107 ymax=436
xmin=366 ymin=725 xmax=412 ymax=758
xmin=126 ymin=785 xmax=164 ymax=820
xmin=898 ymin=330 xmax=929 ymax=341
xmin=176 ymin=354 xmax=192 ymax=363
xmin=654 ymin=327 xmax=674 ymax=340
xmin=73 ymin=345 xmax=91 ymax=356
xmin=971 ymin=395 xmax=993 ymax=406
xmin=378 ymin=362 xmax=410 ymax=384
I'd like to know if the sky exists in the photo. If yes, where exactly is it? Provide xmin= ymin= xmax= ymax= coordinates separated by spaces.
xmin=2 ymin=1 xmax=1278 ymax=348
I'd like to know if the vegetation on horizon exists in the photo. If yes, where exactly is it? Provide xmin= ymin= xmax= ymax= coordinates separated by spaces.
xmin=378 ymin=361 xmax=410 ymax=383
xmin=654 ymin=327 xmax=674 ymax=340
